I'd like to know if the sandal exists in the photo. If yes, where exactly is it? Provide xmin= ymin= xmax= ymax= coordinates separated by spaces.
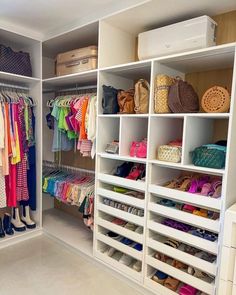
xmin=176 ymin=177 xmax=191 ymax=191
xmin=208 ymin=180 xmax=222 ymax=198
xmin=164 ymin=277 xmax=180 ymax=291
xmin=179 ymin=284 xmax=198 ymax=295
xmin=126 ymin=164 xmax=145 ymax=180
xmin=192 ymin=209 xmax=208 ymax=218
xmin=200 ymin=183 xmax=212 ymax=196
xmin=152 ymin=270 xmax=168 ymax=284
xmin=182 ymin=204 xmax=197 ymax=214
xmin=188 ymin=176 xmax=210 ymax=194
xmin=172 ymin=259 xmax=187 ymax=270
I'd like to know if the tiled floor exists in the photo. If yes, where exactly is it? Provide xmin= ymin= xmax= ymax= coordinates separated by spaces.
xmin=0 ymin=235 xmax=144 ymax=295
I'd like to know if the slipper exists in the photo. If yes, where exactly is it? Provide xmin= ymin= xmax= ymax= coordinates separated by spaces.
xmin=172 ymin=259 xmax=187 ymax=270
xmin=124 ymin=222 xmax=137 ymax=231
xmin=182 ymin=204 xmax=197 ymax=213
xmin=119 ymin=254 xmax=134 ymax=266
xmin=208 ymin=180 xmax=222 ymax=198
xmin=192 ymin=209 xmax=208 ymax=218
xmin=164 ymin=277 xmax=180 ymax=291
xmin=132 ymin=260 xmax=142 ymax=272
xmin=200 ymin=183 xmax=212 ymax=196
xmin=113 ymin=186 xmax=128 ymax=194
xmin=152 ymin=270 xmax=168 ymax=284
xmin=112 ymin=218 xmax=127 ymax=226
xmin=133 ymin=243 xmax=143 ymax=251
xmin=179 ymin=284 xmax=198 ymax=295
xmin=120 ymin=237 xmax=134 ymax=245
xmin=106 ymin=231 xmax=121 ymax=239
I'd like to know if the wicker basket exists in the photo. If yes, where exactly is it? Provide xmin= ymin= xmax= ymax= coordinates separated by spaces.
xmin=201 ymin=86 xmax=230 ymax=113
xmin=154 ymin=75 xmax=174 ymax=113
xmin=157 ymin=145 xmax=182 ymax=163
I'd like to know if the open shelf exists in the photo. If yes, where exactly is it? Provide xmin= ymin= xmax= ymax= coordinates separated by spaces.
xmin=0 ymin=71 xmax=40 ymax=87
xmin=43 ymin=69 xmax=98 ymax=89
xmin=43 ymin=208 xmax=93 ymax=257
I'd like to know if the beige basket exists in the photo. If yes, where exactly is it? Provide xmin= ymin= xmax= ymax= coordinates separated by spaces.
xmin=157 ymin=145 xmax=182 ymax=163
xmin=154 ymin=75 xmax=174 ymax=113
xmin=201 ymin=86 xmax=230 ymax=113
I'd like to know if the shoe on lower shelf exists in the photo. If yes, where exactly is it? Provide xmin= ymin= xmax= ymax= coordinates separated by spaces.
xmin=124 ymin=222 xmax=137 ymax=231
xmin=0 ymin=217 xmax=5 ymax=238
xmin=134 ymin=226 xmax=143 ymax=234
xmin=112 ymin=218 xmax=127 ymax=226
xmin=112 ymin=251 xmax=123 ymax=261
xmin=104 ymin=247 xmax=116 ymax=257
xmin=120 ymin=237 xmax=134 ymax=246
xmin=119 ymin=254 xmax=134 ymax=266
xmin=106 ymin=231 xmax=121 ymax=240
xmin=132 ymin=260 xmax=142 ymax=272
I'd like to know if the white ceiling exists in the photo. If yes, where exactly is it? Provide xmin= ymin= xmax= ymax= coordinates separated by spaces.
xmin=0 ymin=0 xmax=146 ymax=40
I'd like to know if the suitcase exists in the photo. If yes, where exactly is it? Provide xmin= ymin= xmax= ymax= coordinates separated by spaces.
xmin=56 ymin=45 xmax=98 ymax=76
xmin=138 ymin=16 xmax=217 ymax=60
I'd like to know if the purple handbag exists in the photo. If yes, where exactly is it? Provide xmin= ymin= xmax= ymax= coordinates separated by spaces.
xmin=0 ymin=44 xmax=32 ymax=77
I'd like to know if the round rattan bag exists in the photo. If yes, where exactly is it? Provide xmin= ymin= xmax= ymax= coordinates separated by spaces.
xmin=201 ymin=86 xmax=230 ymax=113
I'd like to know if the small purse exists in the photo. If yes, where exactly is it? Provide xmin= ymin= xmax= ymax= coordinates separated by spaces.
xmin=191 ymin=144 xmax=226 ymax=169
xmin=130 ymin=140 xmax=147 ymax=158
xmin=157 ymin=145 xmax=182 ymax=163
xmin=102 ymin=85 xmax=119 ymax=114
xmin=105 ymin=141 xmax=119 ymax=154
xmin=201 ymin=86 xmax=230 ymax=113
xmin=154 ymin=75 xmax=174 ymax=113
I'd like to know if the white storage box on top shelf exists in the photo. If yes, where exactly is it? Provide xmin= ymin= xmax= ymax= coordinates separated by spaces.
xmin=138 ymin=16 xmax=217 ymax=60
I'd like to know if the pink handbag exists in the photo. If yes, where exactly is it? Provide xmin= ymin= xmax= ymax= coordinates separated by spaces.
xmin=130 ymin=140 xmax=147 ymax=158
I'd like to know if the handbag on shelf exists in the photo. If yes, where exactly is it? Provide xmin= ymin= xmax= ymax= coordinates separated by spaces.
xmin=168 ymin=78 xmax=199 ymax=113
xmin=102 ymin=85 xmax=119 ymax=114
xmin=117 ymin=89 xmax=135 ymax=114
xmin=134 ymin=79 xmax=150 ymax=114
xmin=130 ymin=140 xmax=147 ymax=158
xmin=201 ymin=86 xmax=230 ymax=113
xmin=154 ymin=74 xmax=174 ymax=113
xmin=191 ymin=144 xmax=226 ymax=169
xmin=105 ymin=141 xmax=119 ymax=154
xmin=0 ymin=44 xmax=32 ymax=77
xmin=157 ymin=145 xmax=182 ymax=163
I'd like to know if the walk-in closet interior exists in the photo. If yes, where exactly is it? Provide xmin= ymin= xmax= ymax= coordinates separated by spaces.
xmin=1 ymin=0 xmax=236 ymax=294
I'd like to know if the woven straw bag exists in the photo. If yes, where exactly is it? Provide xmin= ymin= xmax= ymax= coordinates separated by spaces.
xmin=157 ymin=145 xmax=182 ymax=163
xmin=154 ymin=75 xmax=174 ymax=113
xmin=201 ymin=86 xmax=230 ymax=113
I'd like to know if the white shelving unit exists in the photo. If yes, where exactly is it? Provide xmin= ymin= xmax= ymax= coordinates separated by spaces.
xmin=1 ymin=2 xmax=236 ymax=295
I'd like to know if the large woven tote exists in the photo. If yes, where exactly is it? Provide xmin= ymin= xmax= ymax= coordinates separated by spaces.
xmin=168 ymin=79 xmax=199 ymax=113
xmin=154 ymin=75 xmax=174 ymax=113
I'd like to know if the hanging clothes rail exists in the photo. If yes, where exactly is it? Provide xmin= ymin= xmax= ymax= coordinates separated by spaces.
xmin=43 ymin=84 xmax=97 ymax=94
xmin=43 ymin=160 xmax=95 ymax=175
xmin=0 ymin=82 xmax=29 ymax=91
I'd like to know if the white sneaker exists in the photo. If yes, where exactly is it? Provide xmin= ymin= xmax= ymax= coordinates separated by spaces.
xmin=132 ymin=260 xmax=142 ymax=272
xmin=119 ymin=254 xmax=134 ymax=266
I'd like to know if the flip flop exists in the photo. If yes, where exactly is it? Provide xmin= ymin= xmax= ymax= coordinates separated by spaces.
xmin=164 ymin=277 xmax=180 ymax=291
xmin=208 ymin=180 xmax=222 ymax=198
xmin=200 ymin=183 xmax=212 ymax=196
xmin=152 ymin=270 xmax=168 ymax=285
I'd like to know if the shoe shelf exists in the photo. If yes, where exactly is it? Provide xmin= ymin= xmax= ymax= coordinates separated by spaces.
xmin=146 ymin=255 xmax=214 ymax=295
xmin=97 ymin=203 xmax=144 ymax=227
xmin=97 ymin=187 xmax=145 ymax=209
xmin=96 ymin=232 xmax=143 ymax=261
xmin=149 ymin=184 xmax=222 ymax=211
xmin=98 ymin=173 xmax=146 ymax=192
xmin=148 ymin=202 xmax=220 ymax=233
xmin=147 ymin=220 xmax=218 ymax=255
xmin=147 ymin=237 xmax=217 ymax=276
xmin=94 ymin=41 xmax=236 ymax=294
xmin=95 ymin=250 xmax=143 ymax=282
xmin=144 ymin=275 xmax=177 ymax=295
xmin=96 ymin=217 xmax=143 ymax=244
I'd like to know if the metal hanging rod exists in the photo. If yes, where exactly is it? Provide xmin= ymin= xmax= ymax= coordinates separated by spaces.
xmin=43 ymin=160 xmax=95 ymax=175
xmin=43 ymin=84 xmax=97 ymax=94
xmin=0 ymin=82 xmax=29 ymax=91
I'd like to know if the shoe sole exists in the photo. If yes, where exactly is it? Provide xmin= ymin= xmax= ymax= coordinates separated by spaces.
xmin=22 ymin=220 xmax=36 ymax=229
xmin=11 ymin=224 xmax=26 ymax=232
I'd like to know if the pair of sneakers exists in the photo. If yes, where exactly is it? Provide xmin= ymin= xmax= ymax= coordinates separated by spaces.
xmin=103 ymin=246 xmax=142 ymax=272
